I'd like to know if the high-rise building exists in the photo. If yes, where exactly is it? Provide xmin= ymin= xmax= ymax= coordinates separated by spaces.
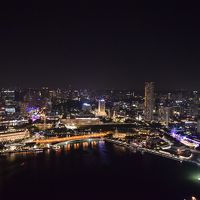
xmin=158 ymin=106 xmax=170 ymax=127
xmin=1 ymin=90 xmax=15 ymax=106
xmin=96 ymin=99 xmax=107 ymax=116
xmin=144 ymin=82 xmax=155 ymax=121
xmin=197 ymin=117 xmax=200 ymax=134
xmin=1 ymin=90 xmax=16 ymax=115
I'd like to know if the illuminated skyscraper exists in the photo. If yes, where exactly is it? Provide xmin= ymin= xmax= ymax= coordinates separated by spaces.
xmin=96 ymin=99 xmax=107 ymax=116
xmin=144 ymin=82 xmax=155 ymax=121
xmin=159 ymin=106 xmax=170 ymax=127
xmin=197 ymin=116 xmax=200 ymax=134
xmin=1 ymin=90 xmax=16 ymax=115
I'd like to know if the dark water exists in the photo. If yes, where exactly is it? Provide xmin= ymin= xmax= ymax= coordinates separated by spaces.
xmin=0 ymin=140 xmax=200 ymax=200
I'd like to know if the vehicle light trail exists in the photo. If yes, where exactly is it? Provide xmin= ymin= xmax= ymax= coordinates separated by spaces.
xmin=35 ymin=133 xmax=109 ymax=144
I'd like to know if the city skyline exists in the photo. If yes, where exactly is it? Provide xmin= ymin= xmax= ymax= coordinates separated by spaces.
xmin=0 ymin=79 xmax=200 ymax=200
xmin=1 ymin=1 xmax=200 ymax=200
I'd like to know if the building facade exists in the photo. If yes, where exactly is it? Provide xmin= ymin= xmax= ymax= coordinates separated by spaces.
xmin=144 ymin=82 xmax=155 ymax=121
xmin=96 ymin=99 xmax=107 ymax=117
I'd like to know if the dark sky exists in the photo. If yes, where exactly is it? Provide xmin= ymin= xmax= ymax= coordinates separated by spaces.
xmin=0 ymin=1 xmax=200 ymax=90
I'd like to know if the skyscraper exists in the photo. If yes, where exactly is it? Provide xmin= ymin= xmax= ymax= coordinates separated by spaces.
xmin=96 ymin=99 xmax=107 ymax=117
xmin=144 ymin=82 xmax=155 ymax=121
xmin=197 ymin=118 xmax=200 ymax=134
xmin=159 ymin=106 xmax=170 ymax=127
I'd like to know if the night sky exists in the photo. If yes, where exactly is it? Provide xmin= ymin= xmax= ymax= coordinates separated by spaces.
xmin=0 ymin=1 xmax=200 ymax=90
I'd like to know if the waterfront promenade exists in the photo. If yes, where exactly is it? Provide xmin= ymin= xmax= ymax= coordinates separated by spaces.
xmin=104 ymin=138 xmax=200 ymax=167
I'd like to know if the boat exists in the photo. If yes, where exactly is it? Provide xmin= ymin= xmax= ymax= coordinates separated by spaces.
xmin=33 ymin=148 xmax=43 ymax=152
xmin=52 ymin=145 xmax=61 ymax=150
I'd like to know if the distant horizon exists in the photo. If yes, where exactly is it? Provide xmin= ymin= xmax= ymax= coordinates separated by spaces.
xmin=0 ymin=85 xmax=199 ymax=92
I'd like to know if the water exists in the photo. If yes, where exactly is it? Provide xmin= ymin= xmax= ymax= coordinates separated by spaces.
xmin=0 ymin=140 xmax=200 ymax=200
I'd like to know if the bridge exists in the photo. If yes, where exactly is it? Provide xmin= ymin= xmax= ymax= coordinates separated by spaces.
xmin=35 ymin=132 xmax=110 ymax=144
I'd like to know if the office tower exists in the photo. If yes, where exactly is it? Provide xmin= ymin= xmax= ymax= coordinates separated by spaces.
xmin=1 ymin=90 xmax=16 ymax=115
xmin=144 ymin=82 xmax=155 ymax=121
xmin=193 ymin=91 xmax=198 ymax=104
xmin=96 ymin=99 xmax=107 ymax=116
xmin=159 ymin=106 xmax=170 ymax=127
xmin=190 ymin=91 xmax=199 ymax=117
xmin=197 ymin=116 xmax=200 ymax=134
xmin=1 ymin=90 xmax=15 ymax=106
xmin=167 ymin=92 xmax=171 ymax=100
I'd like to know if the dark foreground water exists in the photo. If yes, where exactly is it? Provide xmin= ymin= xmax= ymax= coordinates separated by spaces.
xmin=0 ymin=140 xmax=200 ymax=200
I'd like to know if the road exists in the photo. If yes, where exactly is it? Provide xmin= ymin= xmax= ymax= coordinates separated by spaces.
xmin=35 ymin=132 xmax=109 ymax=144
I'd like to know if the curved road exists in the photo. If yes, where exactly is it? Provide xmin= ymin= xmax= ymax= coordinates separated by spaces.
xmin=35 ymin=132 xmax=109 ymax=144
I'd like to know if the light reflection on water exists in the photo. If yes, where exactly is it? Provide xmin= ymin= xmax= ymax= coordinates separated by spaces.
xmin=60 ymin=139 xmax=104 ymax=151
xmin=0 ymin=139 xmax=200 ymax=200
xmin=3 ymin=139 xmax=105 ymax=162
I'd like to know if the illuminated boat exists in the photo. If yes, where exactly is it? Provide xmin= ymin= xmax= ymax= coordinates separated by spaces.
xmin=65 ymin=124 xmax=77 ymax=130
xmin=52 ymin=145 xmax=61 ymax=150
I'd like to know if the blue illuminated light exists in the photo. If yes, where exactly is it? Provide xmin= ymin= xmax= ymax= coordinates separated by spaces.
xmin=169 ymin=128 xmax=200 ymax=147
xmin=83 ymin=103 xmax=90 ymax=106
